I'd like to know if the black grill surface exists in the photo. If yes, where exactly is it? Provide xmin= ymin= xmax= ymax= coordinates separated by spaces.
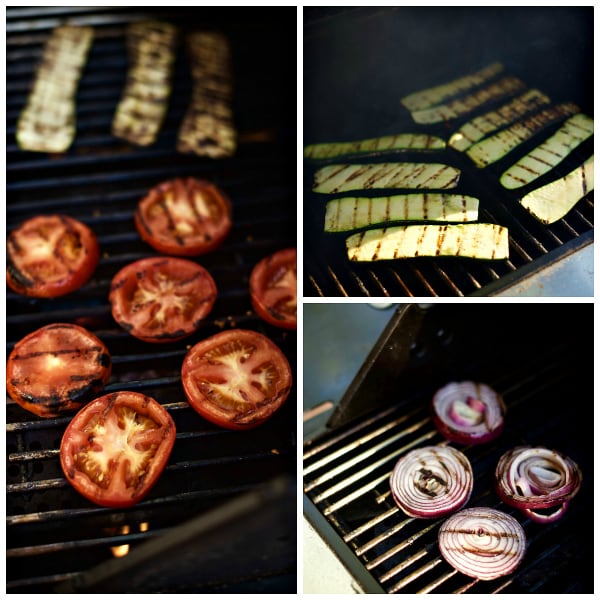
xmin=6 ymin=7 xmax=297 ymax=593
xmin=303 ymin=7 xmax=593 ymax=297
xmin=303 ymin=304 xmax=593 ymax=593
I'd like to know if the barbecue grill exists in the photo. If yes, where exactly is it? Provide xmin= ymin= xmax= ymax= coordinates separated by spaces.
xmin=303 ymin=7 xmax=593 ymax=297
xmin=303 ymin=303 xmax=593 ymax=593
xmin=6 ymin=7 xmax=297 ymax=593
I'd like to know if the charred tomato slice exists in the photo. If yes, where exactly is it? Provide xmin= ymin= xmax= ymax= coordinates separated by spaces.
xmin=6 ymin=214 xmax=100 ymax=298
xmin=60 ymin=391 xmax=176 ymax=508
xmin=6 ymin=323 xmax=112 ymax=418
xmin=181 ymin=329 xmax=292 ymax=430
xmin=109 ymin=256 xmax=217 ymax=343
xmin=249 ymin=247 xmax=297 ymax=330
xmin=134 ymin=177 xmax=233 ymax=256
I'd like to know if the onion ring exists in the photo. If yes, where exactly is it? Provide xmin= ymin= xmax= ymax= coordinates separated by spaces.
xmin=495 ymin=446 xmax=582 ymax=523
xmin=438 ymin=507 xmax=527 ymax=580
xmin=389 ymin=445 xmax=473 ymax=518
xmin=432 ymin=381 xmax=506 ymax=444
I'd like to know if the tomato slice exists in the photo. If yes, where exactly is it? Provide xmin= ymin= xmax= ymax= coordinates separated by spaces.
xmin=7 ymin=214 xmax=100 ymax=298
xmin=181 ymin=329 xmax=293 ymax=430
xmin=250 ymin=248 xmax=297 ymax=330
xmin=60 ymin=391 xmax=176 ymax=508
xmin=134 ymin=177 xmax=233 ymax=256
xmin=6 ymin=323 xmax=112 ymax=418
xmin=109 ymin=256 xmax=217 ymax=343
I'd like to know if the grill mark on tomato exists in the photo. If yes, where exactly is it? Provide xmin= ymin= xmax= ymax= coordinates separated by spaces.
xmin=11 ymin=346 xmax=105 ymax=361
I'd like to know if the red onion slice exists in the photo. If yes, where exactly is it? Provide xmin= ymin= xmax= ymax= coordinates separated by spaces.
xmin=495 ymin=446 xmax=582 ymax=523
xmin=432 ymin=381 xmax=506 ymax=444
xmin=389 ymin=445 xmax=473 ymax=518
xmin=438 ymin=507 xmax=526 ymax=580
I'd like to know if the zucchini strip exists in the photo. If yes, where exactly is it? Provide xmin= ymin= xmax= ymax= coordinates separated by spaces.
xmin=519 ymin=155 xmax=594 ymax=224
xmin=500 ymin=113 xmax=594 ymax=189
xmin=401 ymin=62 xmax=504 ymax=112
xmin=312 ymin=163 xmax=461 ymax=194
xmin=324 ymin=194 xmax=479 ymax=232
xmin=16 ymin=25 xmax=94 ymax=153
xmin=112 ymin=21 xmax=178 ymax=146
xmin=466 ymin=102 xmax=580 ymax=168
xmin=449 ymin=89 xmax=550 ymax=152
xmin=346 ymin=223 xmax=509 ymax=261
xmin=177 ymin=32 xmax=236 ymax=158
xmin=410 ymin=76 xmax=525 ymax=124
xmin=304 ymin=133 xmax=445 ymax=160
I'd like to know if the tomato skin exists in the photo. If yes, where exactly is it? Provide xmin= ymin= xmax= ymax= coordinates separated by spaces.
xmin=6 ymin=214 xmax=100 ymax=298
xmin=109 ymin=256 xmax=217 ymax=343
xmin=134 ymin=177 xmax=233 ymax=256
xmin=6 ymin=323 xmax=112 ymax=418
xmin=60 ymin=391 xmax=176 ymax=508
xmin=250 ymin=248 xmax=297 ymax=330
xmin=181 ymin=329 xmax=292 ymax=430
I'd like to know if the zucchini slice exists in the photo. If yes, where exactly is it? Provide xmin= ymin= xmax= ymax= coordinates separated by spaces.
xmin=304 ymin=133 xmax=445 ymax=160
xmin=519 ymin=155 xmax=594 ymax=224
xmin=449 ymin=89 xmax=550 ymax=152
xmin=500 ymin=113 xmax=594 ymax=189
xmin=16 ymin=25 xmax=94 ymax=153
xmin=401 ymin=62 xmax=504 ymax=112
xmin=466 ymin=102 xmax=579 ymax=168
xmin=346 ymin=223 xmax=509 ymax=261
xmin=313 ymin=163 xmax=461 ymax=194
xmin=324 ymin=194 xmax=479 ymax=232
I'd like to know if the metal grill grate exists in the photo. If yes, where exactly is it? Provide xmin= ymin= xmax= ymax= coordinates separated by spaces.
xmin=6 ymin=7 xmax=296 ymax=593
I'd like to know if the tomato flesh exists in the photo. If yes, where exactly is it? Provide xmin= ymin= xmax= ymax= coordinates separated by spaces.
xmin=6 ymin=323 xmax=111 ymax=418
xmin=6 ymin=214 xmax=99 ymax=298
xmin=60 ymin=391 xmax=176 ymax=508
xmin=135 ymin=177 xmax=233 ymax=256
xmin=250 ymin=248 xmax=297 ymax=330
xmin=182 ymin=329 xmax=292 ymax=430
xmin=109 ymin=257 xmax=217 ymax=343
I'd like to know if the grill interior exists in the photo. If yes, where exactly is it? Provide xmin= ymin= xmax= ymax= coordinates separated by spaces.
xmin=6 ymin=7 xmax=296 ymax=593
xmin=303 ymin=7 xmax=593 ymax=296
xmin=303 ymin=304 xmax=593 ymax=593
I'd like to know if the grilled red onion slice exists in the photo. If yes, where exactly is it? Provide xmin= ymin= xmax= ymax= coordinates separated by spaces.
xmin=432 ymin=381 xmax=506 ymax=444
xmin=438 ymin=507 xmax=526 ymax=580
xmin=389 ymin=445 xmax=473 ymax=518
xmin=495 ymin=446 xmax=582 ymax=523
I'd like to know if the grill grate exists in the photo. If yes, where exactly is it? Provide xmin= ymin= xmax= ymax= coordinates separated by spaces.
xmin=6 ymin=7 xmax=296 ymax=593
xmin=303 ymin=305 xmax=592 ymax=593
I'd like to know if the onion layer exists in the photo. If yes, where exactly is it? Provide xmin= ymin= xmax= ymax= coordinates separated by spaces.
xmin=389 ymin=445 xmax=473 ymax=518
xmin=438 ymin=507 xmax=526 ymax=580
xmin=432 ymin=381 xmax=506 ymax=444
xmin=495 ymin=446 xmax=582 ymax=523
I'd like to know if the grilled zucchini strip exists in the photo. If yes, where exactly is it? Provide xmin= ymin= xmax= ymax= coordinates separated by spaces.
xmin=449 ymin=89 xmax=551 ymax=152
xmin=313 ymin=163 xmax=461 ymax=194
xmin=324 ymin=194 xmax=479 ymax=232
xmin=177 ymin=32 xmax=236 ymax=158
xmin=304 ymin=134 xmax=445 ymax=160
xmin=466 ymin=102 xmax=580 ymax=168
xmin=500 ymin=114 xmax=594 ymax=189
xmin=346 ymin=223 xmax=509 ymax=261
xmin=401 ymin=62 xmax=504 ymax=112
xmin=519 ymin=155 xmax=594 ymax=224
xmin=411 ymin=76 xmax=525 ymax=125
xmin=112 ymin=21 xmax=178 ymax=146
xmin=16 ymin=25 xmax=94 ymax=153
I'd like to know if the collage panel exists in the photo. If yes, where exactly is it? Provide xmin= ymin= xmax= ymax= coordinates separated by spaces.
xmin=303 ymin=303 xmax=592 ymax=593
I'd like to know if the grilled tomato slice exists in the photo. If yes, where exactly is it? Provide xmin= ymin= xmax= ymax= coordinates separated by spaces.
xmin=60 ymin=391 xmax=176 ymax=508
xmin=134 ymin=177 xmax=233 ymax=256
xmin=249 ymin=248 xmax=297 ymax=330
xmin=109 ymin=256 xmax=217 ymax=343
xmin=6 ymin=214 xmax=100 ymax=298
xmin=6 ymin=323 xmax=111 ymax=418
xmin=181 ymin=329 xmax=292 ymax=430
